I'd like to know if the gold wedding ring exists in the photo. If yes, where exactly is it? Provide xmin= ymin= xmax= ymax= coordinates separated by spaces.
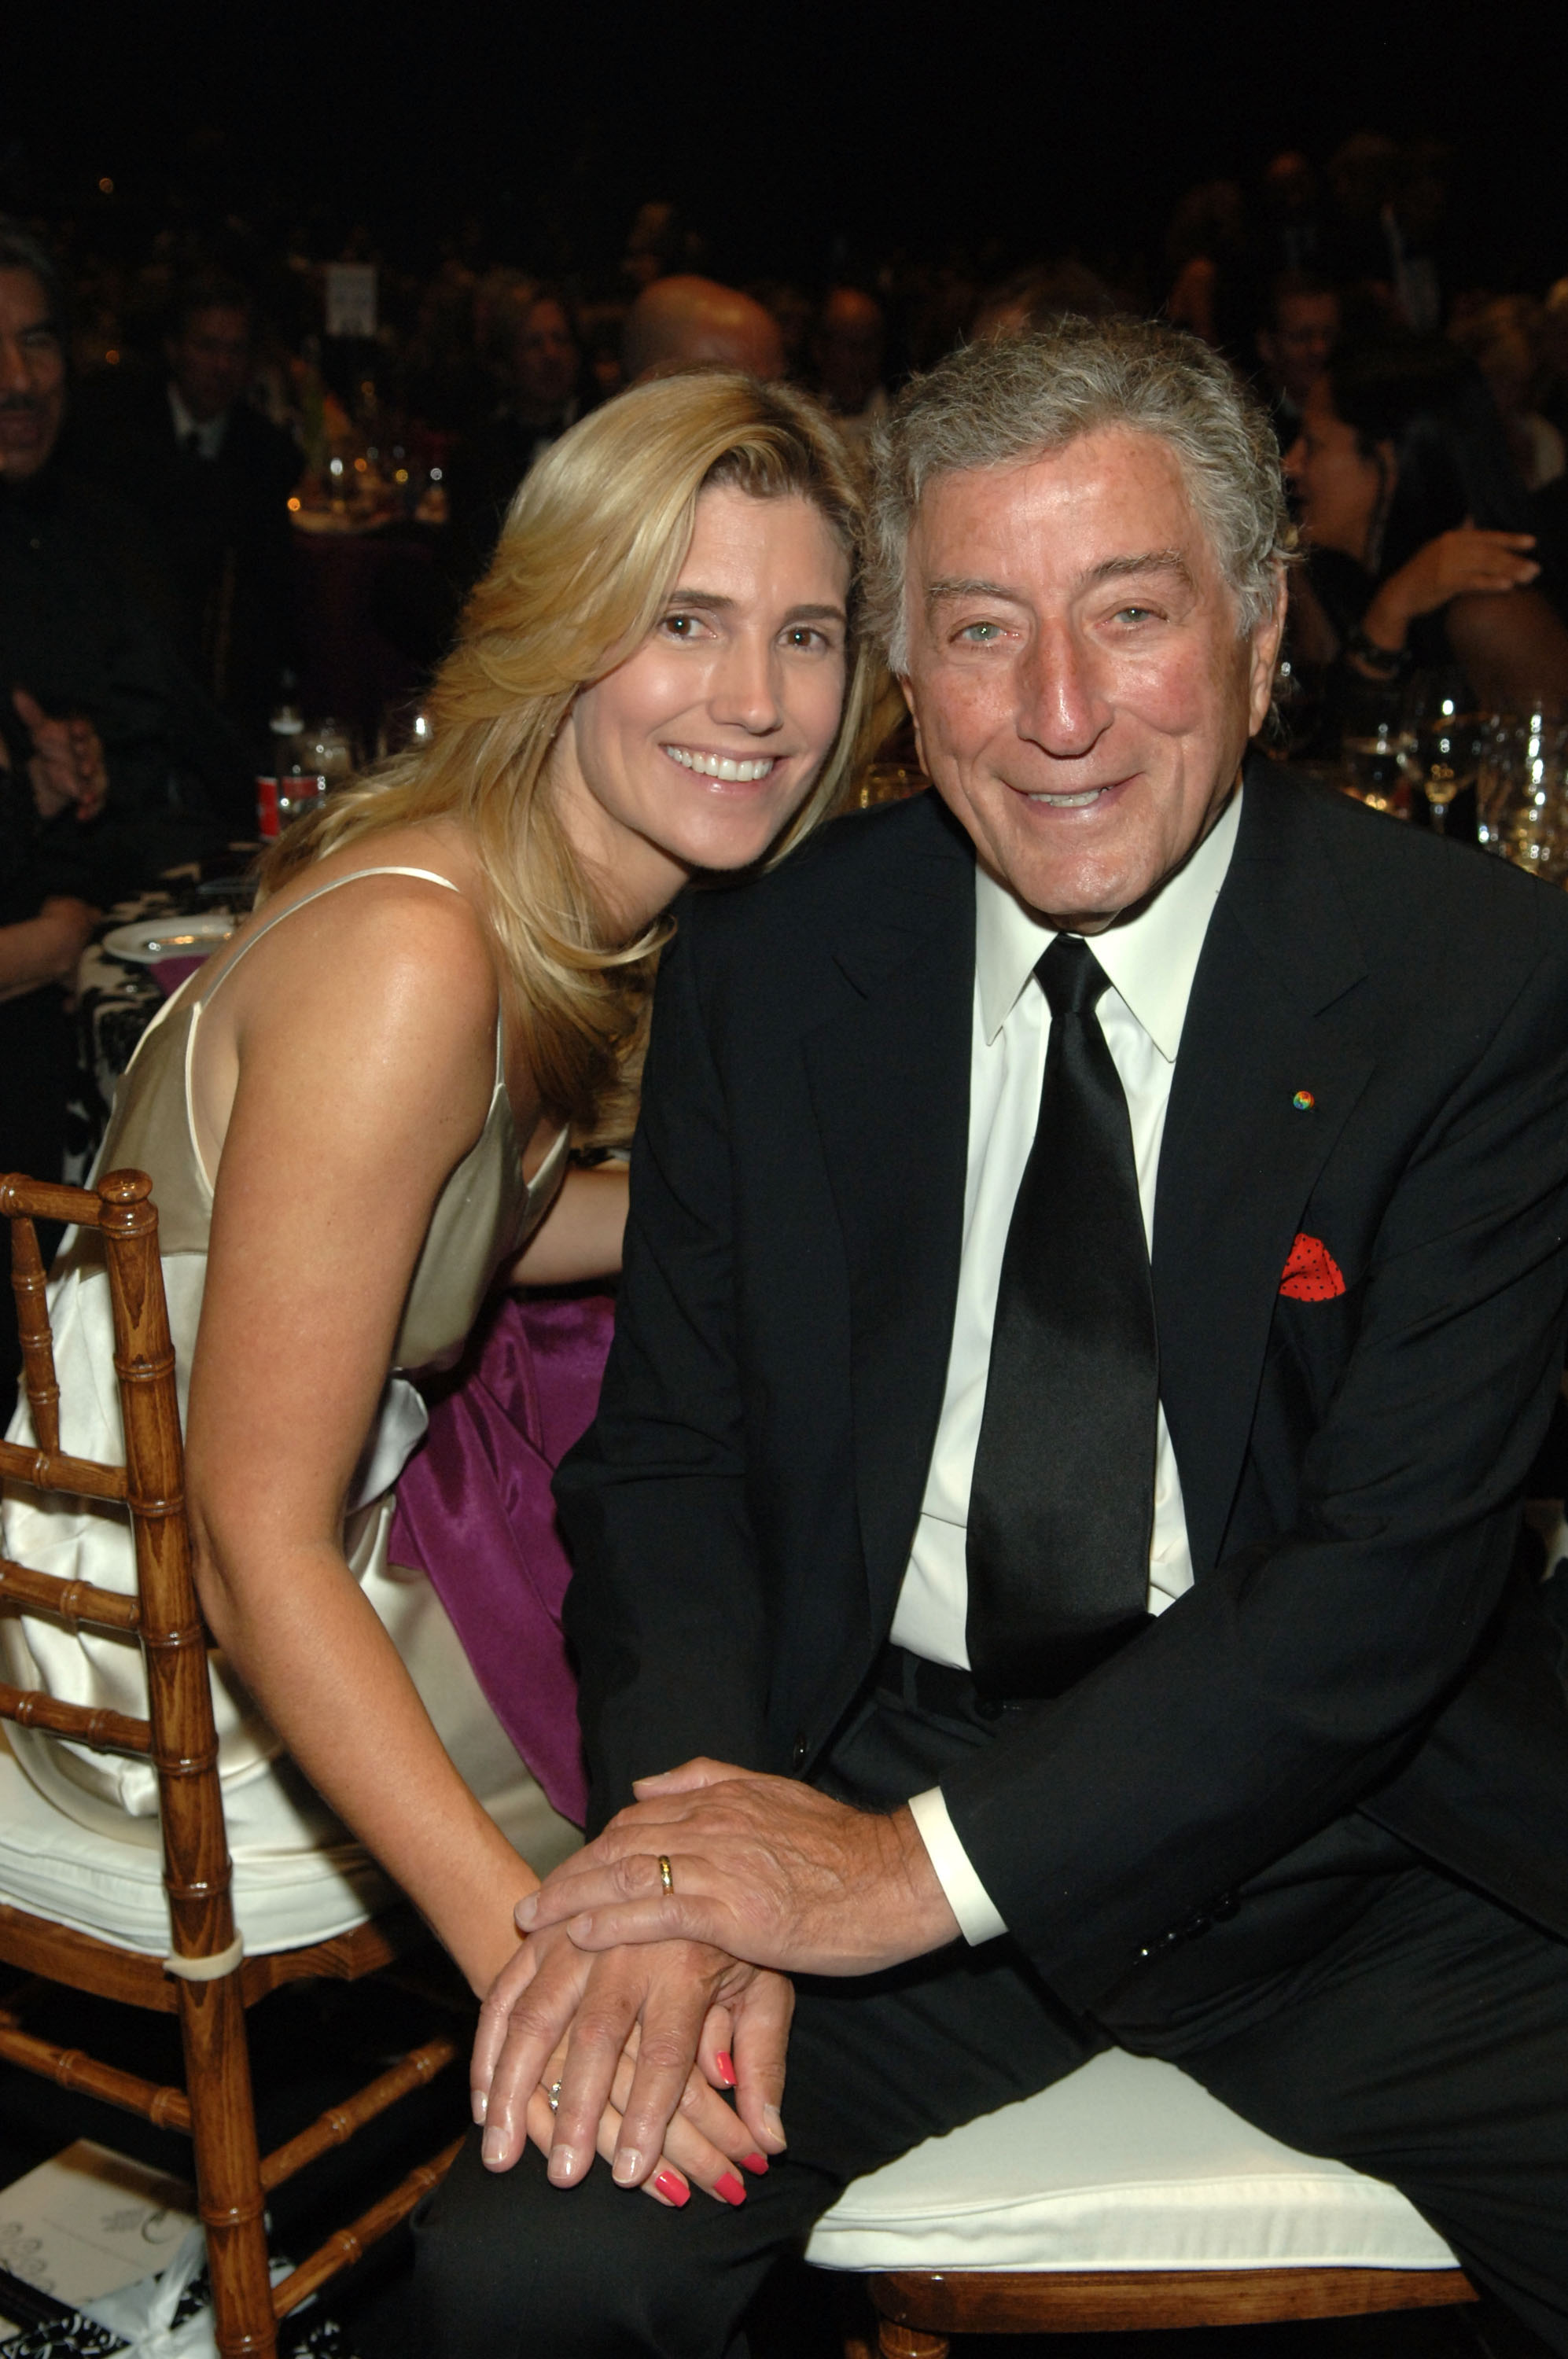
xmin=657 ymin=1854 xmax=675 ymax=1895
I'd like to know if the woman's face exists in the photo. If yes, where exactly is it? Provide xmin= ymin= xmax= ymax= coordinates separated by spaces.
xmin=551 ymin=484 xmax=851 ymax=930
xmin=1285 ymin=377 xmax=1389 ymax=565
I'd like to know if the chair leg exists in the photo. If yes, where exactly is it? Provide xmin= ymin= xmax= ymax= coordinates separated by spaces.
xmin=878 ymin=2327 xmax=948 ymax=2359
xmin=175 ymin=1973 xmax=276 ymax=2358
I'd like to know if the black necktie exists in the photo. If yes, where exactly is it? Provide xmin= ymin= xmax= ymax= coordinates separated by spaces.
xmin=965 ymin=933 xmax=1158 ymax=1698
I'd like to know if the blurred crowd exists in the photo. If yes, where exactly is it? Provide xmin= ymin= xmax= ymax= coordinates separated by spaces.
xmin=5 ymin=127 xmax=1568 ymax=1004
xmin=7 ymin=131 xmax=1568 ymax=783
xmin=5 ymin=125 xmax=1568 ymax=1401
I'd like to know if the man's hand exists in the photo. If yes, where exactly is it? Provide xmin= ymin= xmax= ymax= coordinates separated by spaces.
xmin=14 ymin=689 xmax=108 ymax=824
xmin=471 ymin=1914 xmax=792 ymax=2192
xmin=517 ymin=1758 xmax=961 ymax=1976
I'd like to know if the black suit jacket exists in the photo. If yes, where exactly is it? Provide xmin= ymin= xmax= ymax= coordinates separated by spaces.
xmin=557 ymin=764 xmax=1568 ymax=2011
xmin=65 ymin=374 xmax=300 ymax=745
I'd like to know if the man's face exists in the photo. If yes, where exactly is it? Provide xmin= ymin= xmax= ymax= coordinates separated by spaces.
xmin=1259 ymin=293 xmax=1338 ymax=410
xmin=900 ymin=429 xmax=1282 ymax=933
xmin=167 ymin=306 xmax=252 ymax=423
xmin=0 ymin=269 xmax=66 ymax=483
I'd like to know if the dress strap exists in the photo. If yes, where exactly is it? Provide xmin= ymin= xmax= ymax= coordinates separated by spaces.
xmin=197 ymin=867 xmax=465 ymax=1013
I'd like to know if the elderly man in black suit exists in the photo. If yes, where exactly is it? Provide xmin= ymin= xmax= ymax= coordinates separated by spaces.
xmin=421 ymin=319 xmax=1568 ymax=2358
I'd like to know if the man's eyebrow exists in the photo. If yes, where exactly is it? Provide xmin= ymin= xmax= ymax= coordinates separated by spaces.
xmin=926 ymin=576 xmax=1023 ymax=609
xmin=1082 ymin=548 xmax=1194 ymax=591
xmin=926 ymin=553 xmax=1194 ymax=613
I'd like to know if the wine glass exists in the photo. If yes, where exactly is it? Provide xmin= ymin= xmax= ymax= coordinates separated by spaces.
xmin=1400 ymin=672 xmax=1483 ymax=837
xmin=1338 ymin=701 xmax=1414 ymax=817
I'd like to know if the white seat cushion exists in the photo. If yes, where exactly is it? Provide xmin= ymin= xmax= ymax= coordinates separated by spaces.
xmin=0 ymin=1743 xmax=390 ymax=1956
xmin=806 ymin=2048 xmax=1458 ymax=2274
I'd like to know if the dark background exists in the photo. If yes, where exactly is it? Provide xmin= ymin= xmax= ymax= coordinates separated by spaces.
xmin=6 ymin=0 xmax=1563 ymax=288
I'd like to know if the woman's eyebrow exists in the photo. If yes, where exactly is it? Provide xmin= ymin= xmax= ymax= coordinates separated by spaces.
xmin=661 ymin=587 xmax=735 ymax=611
xmin=661 ymin=591 xmax=847 ymax=624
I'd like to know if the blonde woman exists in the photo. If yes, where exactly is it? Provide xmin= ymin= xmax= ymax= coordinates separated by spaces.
xmin=0 ymin=372 xmax=870 ymax=2206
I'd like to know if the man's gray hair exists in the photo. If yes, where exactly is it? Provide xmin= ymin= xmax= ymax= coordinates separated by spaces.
xmin=867 ymin=317 xmax=1294 ymax=670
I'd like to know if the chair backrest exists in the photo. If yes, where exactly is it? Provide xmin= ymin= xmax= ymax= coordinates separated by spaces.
xmin=0 ymin=1169 xmax=237 ymax=1974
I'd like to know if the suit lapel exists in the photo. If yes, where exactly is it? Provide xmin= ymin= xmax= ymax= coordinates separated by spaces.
xmin=1154 ymin=775 xmax=1376 ymax=1573
xmin=805 ymin=807 xmax=976 ymax=1628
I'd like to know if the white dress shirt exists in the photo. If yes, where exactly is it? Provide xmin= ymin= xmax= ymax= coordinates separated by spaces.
xmin=899 ymin=789 xmax=1243 ymax=1942
xmin=168 ymin=384 xmax=229 ymax=460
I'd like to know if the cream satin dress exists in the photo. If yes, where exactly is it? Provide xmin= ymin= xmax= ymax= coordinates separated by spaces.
xmin=0 ymin=867 xmax=581 ymax=1953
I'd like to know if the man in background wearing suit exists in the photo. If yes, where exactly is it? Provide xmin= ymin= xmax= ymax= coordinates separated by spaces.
xmin=68 ymin=274 xmax=300 ymax=752
xmin=423 ymin=320 xmax=1568 ymax=2358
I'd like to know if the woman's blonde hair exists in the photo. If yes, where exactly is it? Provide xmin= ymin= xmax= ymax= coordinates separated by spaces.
xmin=263 ymin=371 xmax=871 ymax=1139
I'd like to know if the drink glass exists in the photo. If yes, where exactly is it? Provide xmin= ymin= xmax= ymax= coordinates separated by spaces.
xmin=1339 ymin=722 xmax=1414 ymax=816
xmin=1399 ymin=673 xmax=1482 ymax=837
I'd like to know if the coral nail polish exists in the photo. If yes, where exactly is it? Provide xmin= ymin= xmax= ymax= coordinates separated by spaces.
xmin=715 ymin=2172 xmax=746 ymax=2206
xmin=715 ymin=2051 xmax=737 ymax=2087
xmin=742 ymin=2152 xmax=768 ymax=2174
xmin=654 ymin=2170 xmax=690 ymax=2207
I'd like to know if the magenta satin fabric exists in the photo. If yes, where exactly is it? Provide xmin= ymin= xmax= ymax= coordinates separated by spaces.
xmin=388 ymin=1290 xmax=615 ymax=1824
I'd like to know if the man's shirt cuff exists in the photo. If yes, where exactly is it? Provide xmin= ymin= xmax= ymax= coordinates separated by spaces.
xmin=907 ymin=1787 xmax=1008 ymax=1945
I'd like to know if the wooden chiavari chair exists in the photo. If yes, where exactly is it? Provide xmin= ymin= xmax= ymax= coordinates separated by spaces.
xmin=1 ymin=1168 xmax=463 ymax=2359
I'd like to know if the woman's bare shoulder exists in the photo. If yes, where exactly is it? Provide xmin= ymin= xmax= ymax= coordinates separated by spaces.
xmin=219 ymin=823 xmax=499 ymax=1022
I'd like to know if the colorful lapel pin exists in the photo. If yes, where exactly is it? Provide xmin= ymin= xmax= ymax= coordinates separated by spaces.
xmin=1292 ymin=1089 xmax=1316 ymax=1111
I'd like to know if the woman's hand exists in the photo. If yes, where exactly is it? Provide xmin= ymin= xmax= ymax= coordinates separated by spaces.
xmin=472 ymin=1912 xmax=793 ymax=2194
xmin=1361 ymin=528 xmax=1540 ymax=654
xmin=509 ymin=2019 xmax=771 ymax=2211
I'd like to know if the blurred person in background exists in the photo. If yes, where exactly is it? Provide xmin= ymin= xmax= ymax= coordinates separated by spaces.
xmin=0 ymin=704 xmax=103 ymax=1425
xmin=808 ymin=284 xmax=888 ymax=446
xmin=1285 ymin=333 xmax=1568 ymax=735
xmin=749 ymin=280 xmax=813 ymax=381
xmin=67 ymin=272 xmax=302 ymax=753
xmin=0 ymin=223 xmax=256 ymax=898
xmin=447 ymin=284 xmax=583 ymax=588
xmin=622 ymin=274 xmax=784 ymax=384
xmin=1539 ymin=279 xmax=1568 ymax=444
xmin=1163 ymin=178 xmax=1253 ymax=358
xmin=1255 ymin=270 xmax=1340 ymax=450
xmin=972 ymin=259 xmax=1121 ymax=340
xmin=1257 ymin=151 xmax=1324 ymax=274
xmin=1326 ymin=135 xmax=1451 ymax=338
xmin=576 ymin=298 xmax=629 ymax=407
xmin=620 ymin=199 xmax=701 ymax=295
xmin=1452 ymin=298 xmax=1565 ymax=492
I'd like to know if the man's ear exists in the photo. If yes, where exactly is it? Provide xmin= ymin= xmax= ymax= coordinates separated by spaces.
xmin=897 ymin=674 xmax=929 ymax=776
xmin=1246 ymin=568 xmax=1290 ymax=738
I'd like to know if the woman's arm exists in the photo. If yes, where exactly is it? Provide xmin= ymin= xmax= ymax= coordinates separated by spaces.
xmin=509 ymin=1162 xmax=628 ymax=1288
xmin=1357 ymin=527 xmax=1540 ymax=661
xmin=185 ymin=882 xmax=535 ymax=1993
xmin=186 ymin=881 xmax=768 ymax=2198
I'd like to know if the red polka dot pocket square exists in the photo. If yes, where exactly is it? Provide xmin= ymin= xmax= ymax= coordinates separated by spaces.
xmin=1279 ymin=1233 xmax=1346 ymax=1302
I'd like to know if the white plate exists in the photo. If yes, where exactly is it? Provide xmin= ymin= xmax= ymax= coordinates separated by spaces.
xmin=101 ymin=912 xmax=237 ymax=966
